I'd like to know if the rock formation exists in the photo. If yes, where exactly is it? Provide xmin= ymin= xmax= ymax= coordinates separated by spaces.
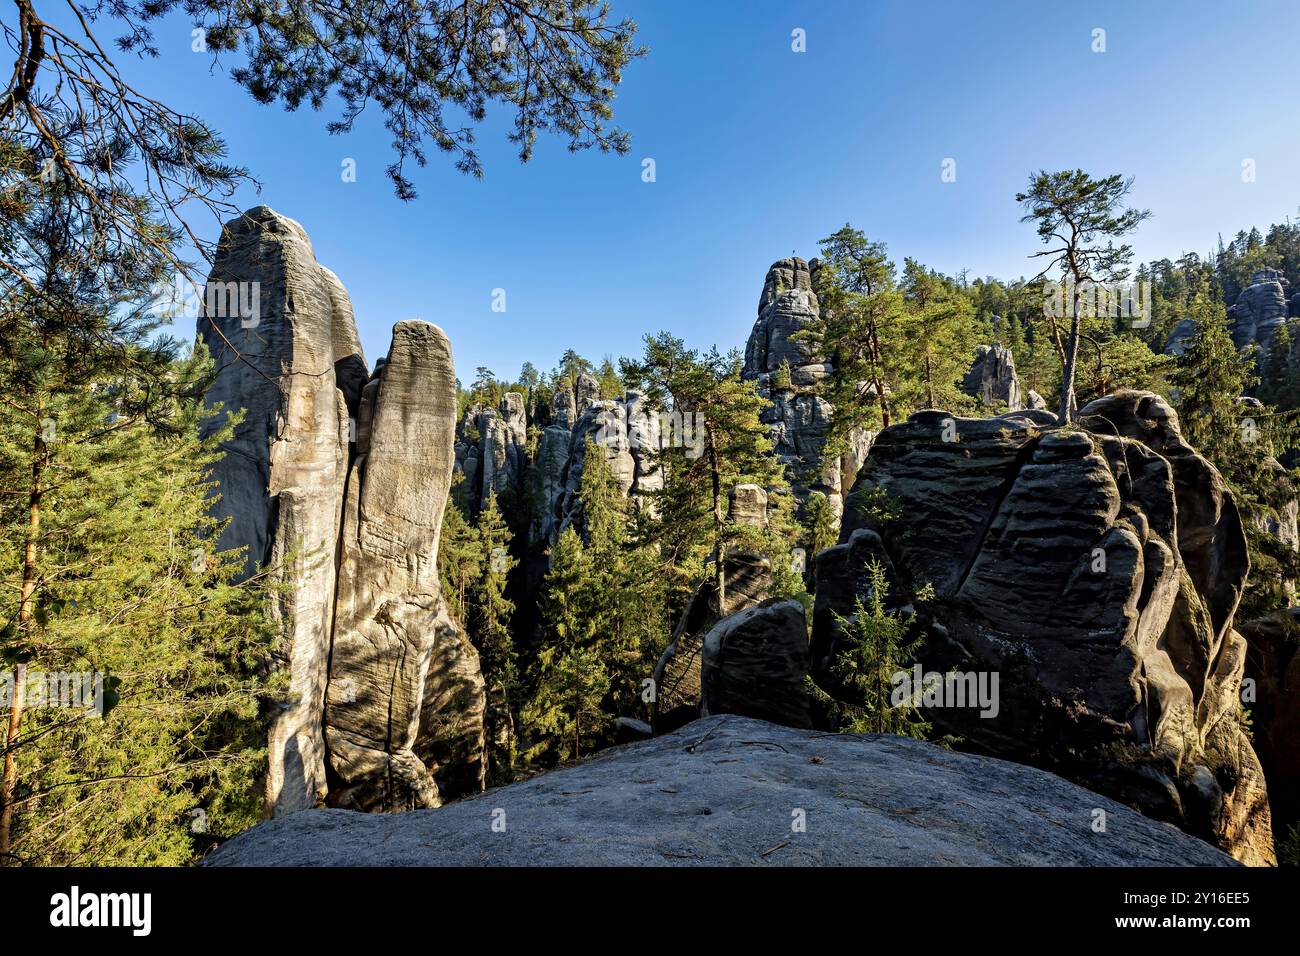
xmin=199 ymin=206 xmax=361 ymax=815
xmin=700 ymin=599 xmax=813 ymax=728
xmin=1164 ymin=317 xmax=1197 ymax=357
xmin=962 ymin=344 xmax=1033 ymax=411
xmin=742 ymin=257 xmax=871 ymax=521
xmin=199 ymin=207 xmax=486 ymax=816
xmin=324 ymin=321 xmax=486 ymax=811
xmin=813 ymin=390 xmax=1274 ymax=865
xmin=1238 ymin=609 xmax=1300 ymax=845
xmin=651 ymin=483 xmax=778 ymax=730
xmin=1230 ymin=268 xmax=1290 ymax=355
xmin=207 ymin=715 xmax=1238 ymax=867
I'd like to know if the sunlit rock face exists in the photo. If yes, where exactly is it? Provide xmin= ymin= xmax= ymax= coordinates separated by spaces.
xmin=1230 ymin=268 xmax=1290 ymax=355
xmin=199 ymin=206 xmax=360 ymax=815
xmin=200 ymin=208 xmax=485 ymax=816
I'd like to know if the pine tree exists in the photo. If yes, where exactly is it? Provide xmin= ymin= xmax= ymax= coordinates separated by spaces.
xmin=803 ymin=224 xmax=907 ymax=448
xmin=0 ymin=339 xmax=276 ymax=864
xmin=1016 ymin=169 xmax=1151 ymax=422
xmin=898 ymin=257 xmax=980 ymax=412
xmin=621 ymin=333 xmax=789 ymax=609
xmin=437 ymin=478 xmax=484 ymax=625
xmin=0 ymin=187 xmax=276 ymax=863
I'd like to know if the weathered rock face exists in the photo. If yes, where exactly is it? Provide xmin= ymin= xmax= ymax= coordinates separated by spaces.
xmin=207 ymin=715 xmax=1238 ymax=867
xmin=701 ymin=599 xmax=812 ymax=728
xmin=200 ymin=207 xmax=487 ymax=817
xmin=324 ymin=321 xmax=476 ymax=812
xmin=199 ymin=206 xmax=361 ymax=815
xmin=1238 ymin=609 xmax=1300 ymax=844
xmin=652 ymin=553 xmax=773 ymax=730
xmin=416 ymin=607 xmax=488 ymax=800
xmin=815 ymin=391 xmax=1273 ymax=865
xmin=531 ymin=388 xmax=664 ymax=546
xmin=1165 ymin=317 xmax=1197 ymax=357
xmin=1230 ymin=269 xmax=1290 ymax=355
xmin=742 ymin=257 xmax=872 ymax=522
xmin=962 ymin=344 xmax=1026 ymax=411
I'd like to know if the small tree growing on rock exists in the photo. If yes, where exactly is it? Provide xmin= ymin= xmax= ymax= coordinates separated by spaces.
xmin=1017 ymin=169 xmax=1150 ymax=423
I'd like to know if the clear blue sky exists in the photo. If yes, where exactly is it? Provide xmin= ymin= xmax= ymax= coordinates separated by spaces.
xmin=99 ymin=0 xmax=1300 ymax=382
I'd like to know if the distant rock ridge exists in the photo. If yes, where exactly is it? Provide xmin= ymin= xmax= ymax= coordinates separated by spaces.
xmin=199 ymin=207 xmax=486 ymax=816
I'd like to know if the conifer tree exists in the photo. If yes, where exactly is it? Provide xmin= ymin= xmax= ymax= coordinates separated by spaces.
xmin=522 ymin=527 xmax=609 ymax=761
xmin=1016 ymin=169 xmax=1151 ymax=422
xmin=826 ymin=561 xmax=930 ymax=739
xmin=0 ymin=185 xmax=276 ymax=863
xmin=621 ymin=334 xmax=788 ymax=609
xmin=804 ymin=225 xmax=906 ymax=450
xmin=898 ymin=257 xmax=980 ymax=412
xmin=474 ymin=492 xmax=519 ymax=779
xmin=438 ymin=477 xmax=484 ymax=624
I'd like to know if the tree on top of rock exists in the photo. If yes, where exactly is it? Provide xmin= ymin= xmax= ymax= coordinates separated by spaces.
xmin=1017 ymin=169 xmax=1151 ymax=423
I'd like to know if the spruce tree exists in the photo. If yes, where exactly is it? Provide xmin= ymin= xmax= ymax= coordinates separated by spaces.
xmin=474 ymin=492 xmax=519 ymax=780
xmin=522 ymin=527 xmax=610 ymax=762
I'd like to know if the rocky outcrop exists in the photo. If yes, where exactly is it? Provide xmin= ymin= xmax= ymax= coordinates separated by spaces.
xmin=700 ymin=599 xmax=812 ymax=728
xmin=962 ymin=344 xmax=1027 ymax=411
xmin=531 ymin=386 xmax=664 ymax=545
xmin=198 ymin=206 xmax=362 ymax=815
xmin=207 ymin=715 xmax=1237 ymax=867
xmin=200 ymin=207 xmax=487 ymax=817
xmin=1165 ymin=317 xmax=1197 ymax=357
xmin=1238 ymin=609 xmax=1300 ymax=843
xmin=324 ymin=321 xmax=477 ymax=812
xmin=742 ymin=257 xmax=871 ymax=521
xmin=1230 ymin=269 xmax=1290 ymax=355
xmin=814 ymin=391 xmax=1274 ymax=865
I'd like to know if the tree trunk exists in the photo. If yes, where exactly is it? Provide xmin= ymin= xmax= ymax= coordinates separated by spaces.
xmin=706 ymin=424 xmax=726 ymax=611
xmin=1 ymin=423 xmax=46 ymax=860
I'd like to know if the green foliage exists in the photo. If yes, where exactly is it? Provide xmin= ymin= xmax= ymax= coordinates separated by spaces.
xmin=1171 ymin=296 xmax=1300 ymax=617
xmin=0 ymin=344 xmax=276 ymax=865
xmin=522 ymin=527 xmax=610 ymax=762
xmin=621 ymin=332 xmax=790 ymax=606
xmin=827 ymin=560 xmax=930 ymax=739
xmin=1016 ymin=169 xmax=1151 ymax=421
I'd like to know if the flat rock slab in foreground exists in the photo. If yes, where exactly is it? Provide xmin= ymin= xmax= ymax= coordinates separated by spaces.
xmin=208 ymin=716 xmax=1235 ymax=866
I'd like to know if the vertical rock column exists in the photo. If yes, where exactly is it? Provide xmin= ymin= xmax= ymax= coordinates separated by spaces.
xmin=324 ymin=321 xmax=483 ymax=811
xmin=198 ymin=206 xmax=364 ymax=816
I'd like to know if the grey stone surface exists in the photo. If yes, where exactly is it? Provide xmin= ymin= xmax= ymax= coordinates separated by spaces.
xmin=701 ymin=600 xmax=812 ymax=728
xmin=206 ymin=715 xmax=1238 ymax=867
xmin=324 ymin=320 xmax=463 ymax=812
xmin=1230 ymin=270 xmax=1289 ymax=355
xmin=742 ymin=257 xmax=872 ymax=524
